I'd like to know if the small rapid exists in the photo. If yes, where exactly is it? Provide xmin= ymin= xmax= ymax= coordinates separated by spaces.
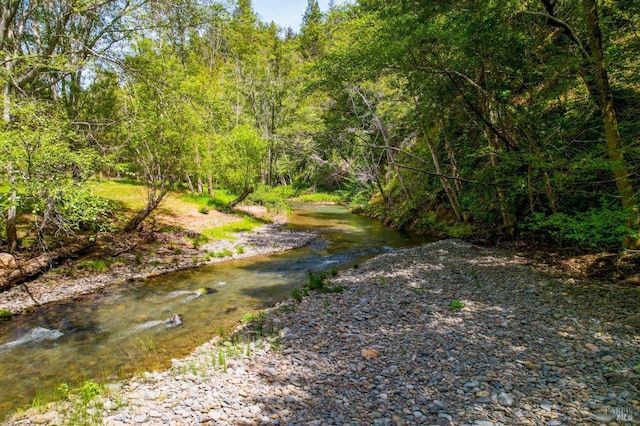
xmin=0 ymin=327 xmax=64 ymax=352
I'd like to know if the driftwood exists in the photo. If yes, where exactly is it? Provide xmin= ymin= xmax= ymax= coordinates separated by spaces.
xmin=0 ymin=240 xmax=95 ymax=291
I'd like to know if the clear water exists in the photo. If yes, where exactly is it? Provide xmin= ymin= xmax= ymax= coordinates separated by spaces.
xmin=0 ymin=204 xmax=430 ymax=419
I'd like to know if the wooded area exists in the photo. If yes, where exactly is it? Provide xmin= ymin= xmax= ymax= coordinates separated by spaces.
xmin=0 ymin=0 xmax=638 ymax=254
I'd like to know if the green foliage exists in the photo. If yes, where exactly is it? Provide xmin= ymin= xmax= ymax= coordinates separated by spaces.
xmin=216 ymin=125 xmax=267 ymax=194
xmin=294 ymin=191 xmax=345 ymax=204
xmin=78 ymin=259 xmax=109 ymax=273
xmin=0 ymin=308 xmax=12 ymax=319
xmin=214 ymin=248 xmax=234 ymax=258
xmin=524 ymin=207 xmax=631 ymax=250
xmin=2 ymin=0 xmax=637 ymax=253
xmin=307 ymin=270 xmax=326 ymax=291
xmin=305 ymin=270 xmax=345 ymax=293
xmin=449 ymin=300 xmax=465 ymax=310
xmin=242 ymin=311 xmax=266 ymax=324
xmin=183 ymin=190 xmax=237 ymax=209
xmin=290 ymin=287 xmax=307 ymax=302
xmin=77 ymin=381 xmax=101 ymax=403
xmin=247 ymin=185 xmax=292 ymax=213
xmin=56 ymin=383 xmax=70 ymax=399
xmin=201 ymin=216 xmax=263 ymax=241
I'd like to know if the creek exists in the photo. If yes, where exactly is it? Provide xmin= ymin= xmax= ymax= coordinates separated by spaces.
xmin=0 ymin=204 xmax=430 ymax=419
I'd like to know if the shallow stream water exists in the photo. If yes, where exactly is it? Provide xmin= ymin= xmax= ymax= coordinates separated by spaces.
xmin=0 ymin=204 xmax=430 ymax=419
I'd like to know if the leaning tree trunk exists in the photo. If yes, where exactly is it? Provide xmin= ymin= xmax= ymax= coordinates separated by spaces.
xmin=123 ymin=188 xmax=168 ymax=232
xmin=227 ymin=186 xmax=254 ymax=209
xmin=582 ymin=0 xmax=639 ymax=248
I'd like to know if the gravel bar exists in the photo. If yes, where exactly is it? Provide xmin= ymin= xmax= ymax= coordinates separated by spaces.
xmin=6 ymin=239 xmax=640 ymax=425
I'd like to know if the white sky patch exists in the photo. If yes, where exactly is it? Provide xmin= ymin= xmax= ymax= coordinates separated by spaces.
xmin=252 ymin=0 xmax=351 ymax=31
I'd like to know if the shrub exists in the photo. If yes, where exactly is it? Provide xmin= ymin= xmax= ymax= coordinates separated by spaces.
xmin=305 ymin=270 xmax=345 ymax=294
xmin=523 ymin=206 xmax=631 ymax=250
xmin=290 ymin=287 xmax=307 ymax=302
xmin=247 ymin=185 xmax=292 ymax=213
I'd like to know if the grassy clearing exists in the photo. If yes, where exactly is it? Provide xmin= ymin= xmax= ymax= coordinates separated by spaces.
xmin=201 ymin=215 xmax=264 ymax=240
xmin=292 ymin=191 xmax=345 ymax=204
xmin=183 ymin=190 xmax=237 ymax=209
xmin=90 ymin=180 xmax=149 ymax=212
xmin=90 ymin=180 xmax=239 ymax=215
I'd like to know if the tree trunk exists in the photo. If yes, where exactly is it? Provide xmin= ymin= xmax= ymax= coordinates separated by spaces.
xmin=425 ymin=135 xmax=462 ymax=221
xmin=123 ymin=188 xmax=167 ymax=232
xmin=6 ymin=189 xmax=17 ymax=253
xmin=5 ymin=161 xmax=18 ymax=253
xmin=207 ymin=175 xmax=213 ymax=197
xmin=442 ymin=120 xmax=464 ymax=194
xmin=227 ymin=186 xmax=254 ymax=209
xmin=185 ymin=174 xmax=195 ymax=193
xmin=582 ymin=0 xmax=639 ymax=248
xmin=0 ymin=239 xmax=95 ymax=291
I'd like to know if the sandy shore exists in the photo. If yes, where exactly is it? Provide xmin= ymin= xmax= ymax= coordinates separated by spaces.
xmin=6 ymin=239 xmax=640 ymax=425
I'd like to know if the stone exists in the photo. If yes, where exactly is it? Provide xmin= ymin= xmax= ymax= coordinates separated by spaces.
xmin=133 ymin=414 xmax=148 ymax=423
xmin=361 ymin=348 xmax=380 ymax=359
xmin=584 ymin=343 xmax=599 ymax=352
xmin=497 ymin=392 xmax=515 ymax=407
xmin=0 ymin=253 xmax=16 ymax=269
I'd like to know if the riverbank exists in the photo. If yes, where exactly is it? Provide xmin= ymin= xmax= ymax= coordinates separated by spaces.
xmin=0 ymin=206 xmax=318 ymax=315
xmin=6 ymin=239 xmax=639 ymax=425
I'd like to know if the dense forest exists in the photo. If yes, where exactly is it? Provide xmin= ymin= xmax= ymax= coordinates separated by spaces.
xmin=1 ymin=0 xmax=639 ymax=254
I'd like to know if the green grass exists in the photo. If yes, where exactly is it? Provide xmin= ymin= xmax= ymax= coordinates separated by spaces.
xmin=293 ymin=191 xmax=345 ymax=204
xmin=91 ymin=180 xmax=239 ymax=216
xmin=304 ymin=270 xmax=346 ymax=293
xmin=449 ymin=300 xmax=465 ymax=310
xmin=201 ymin=216 xmax=263 ymax=240
xmin=183 ymin=189 xmax=237 ymax=209
xmin=90 ymin=180 xmax=149 ymax=211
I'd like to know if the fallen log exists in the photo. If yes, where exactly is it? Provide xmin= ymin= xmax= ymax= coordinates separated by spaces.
xmin=0 ymin=240 xmax=95 ymax=291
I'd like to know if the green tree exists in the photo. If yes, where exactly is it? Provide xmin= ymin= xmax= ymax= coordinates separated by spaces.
xmin=121 ymin=39 xmax=193 ymax=232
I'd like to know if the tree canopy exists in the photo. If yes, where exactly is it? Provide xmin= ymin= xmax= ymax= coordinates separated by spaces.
xmin=1 ymin=0 xmax=638 ymax=252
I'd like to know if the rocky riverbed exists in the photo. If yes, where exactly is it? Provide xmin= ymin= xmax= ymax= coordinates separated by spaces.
xmin=5 ymin=239 xmax=640 ymax=425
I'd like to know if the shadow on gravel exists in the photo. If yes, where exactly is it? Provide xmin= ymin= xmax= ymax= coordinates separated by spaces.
xmin=233 ymin=241 xmax=640 ymax=425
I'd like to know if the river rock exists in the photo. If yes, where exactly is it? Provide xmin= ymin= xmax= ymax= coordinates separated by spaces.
xmin=0 ymin=253 xmax=16 ymax=269
xmin=361 ymin=348 xmax=380 ymax=359
xmin=497 ymin=391 xmax=515 ymax=407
